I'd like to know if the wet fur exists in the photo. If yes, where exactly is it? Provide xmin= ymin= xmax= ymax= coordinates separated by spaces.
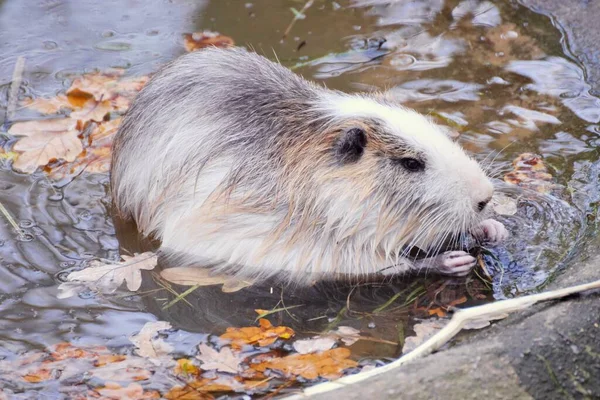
xmin=111 ymin=47 xmax=493 ymax=283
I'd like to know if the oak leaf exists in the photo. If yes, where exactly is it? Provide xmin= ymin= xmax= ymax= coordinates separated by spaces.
xmin=8 ymin=118 xmax=83 ymax=173
xmin=220 ymin=319 xmax=295 ymax=349
xmin=196 ymin=343 xmax=244 ymax=374
xmin=70 ymin=98 xmax=112 ymax=122
xmin=57 ymin=252 xmax=158 ymax=298
xmin=129 ymin=321 xmax=173 ymax=359
xmin=21 ymin=95 xmax=74 ymax=114
xmin=95 ymin=382 xmax=160 ymax=400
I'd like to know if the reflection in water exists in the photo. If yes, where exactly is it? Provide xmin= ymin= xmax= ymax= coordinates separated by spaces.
xmin=0 ymin=0 xmax=599 ymax=395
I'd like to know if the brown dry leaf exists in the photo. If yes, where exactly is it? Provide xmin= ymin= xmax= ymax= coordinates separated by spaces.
xmin=66 ymin=69 xmax=148 ymax=112
xmin=23 ymin=368 xmax=53 ymax=383
xmin=50 ymin=342 xmax=103 ymax=361
xmin=8 ymin=118 xmax=83 ymax=173
xmin=196 ymin=343 xmax=244 ymax=374
xmin=183 ymin=31 xmax=234 ymax=52
xmin=48 ymin=118 xmax=121 ymax=179
xmin=94 ymin=354 xmax=127 ymax=367
xmin=57 ymin=252 xmax=158 ymax=298
xmin=220 ymin=319 xmax=295 ymax=349
xmin=504 ymin=153 xmax=554 ymax=193
xmin=164 ymin=386 xmax=215 ymax=400
xmin=174 ymin=358 xmax=201 ymax=378
xmin=21 ymin=95 xmax=74 ymax=114
xmin=129 ymin=321 xmax=173 ymax=359
xmin=91 ymin=357 xmax=153 ymax=382
xmin=428 ymin=308 xmax=447 ymax=318
xmin=70 ymin=98 xmax=112 ymax=123
xmin=252 ymin=348 xmax=358 ymax=380
xmin=95 ymin=382 xmax=160 ymax=400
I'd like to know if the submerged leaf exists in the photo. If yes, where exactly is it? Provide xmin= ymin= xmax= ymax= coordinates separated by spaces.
xmin=160 ymin=267 xmax=253 ymax=293
xmin=196 ymin=343 xmax=244 ymax=374
xmin=251 ymin=348 xmax=357 ymax=380
xmin=220 ymin=319 xmax=295 ymax=349
xmin=129 ymin=321 xmax=173 ymax=359
xmin=183 ymin=31 xmax=234 ymax=52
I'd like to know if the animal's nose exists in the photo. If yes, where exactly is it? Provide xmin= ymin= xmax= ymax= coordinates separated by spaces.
xmin=477 ymin=197 xmax=492 ymax=212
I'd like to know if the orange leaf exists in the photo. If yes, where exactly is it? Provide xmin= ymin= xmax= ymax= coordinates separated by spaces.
xmin=94 ymin=354 xmax=127 ymax=367
xmin=251 ymin=348 xmax=357 ymax=381
xmin=220 ymin=319 xmax=294 ymax=349
xmin=428 ymin=308 xmax=447 ymax=318
xmin=70 ymin=99 xmax=112 ymax=123
xmin=447 ymin=296 xmax=467 ymax=307
xmin=183 ymin=31 xmax=234 ymax=52
xmin=23 ymin=368 xmax=53 ymax=383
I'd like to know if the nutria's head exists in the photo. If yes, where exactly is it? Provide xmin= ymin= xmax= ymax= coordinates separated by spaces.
xmin=273 ymin=90 xmax=495 ymax=267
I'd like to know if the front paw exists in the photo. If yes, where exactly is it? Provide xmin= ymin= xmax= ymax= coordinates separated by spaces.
xmin=435 ymin=250 xmax=477 ymax=277
xmin=472 ymin=219 xmax=509 ymax=245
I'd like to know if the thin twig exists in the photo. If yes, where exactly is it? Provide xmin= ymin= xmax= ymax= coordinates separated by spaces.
xmin=0 ymin=200 xmax=25 ymax=240
xmin=283 ymin=0 xmax=314 ymax=39
xmin=6 ymin=56 xmax=25 ymax=122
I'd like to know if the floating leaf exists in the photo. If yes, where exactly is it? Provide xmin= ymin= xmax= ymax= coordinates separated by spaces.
xmin=183 ymin=31 xmax=234 ymax=52
xmin=251 ymin=348 xmax=357 ymax=380
xmin=21 ymin=95 xmax=74 ymax=114
xmin=327 ymin=326 xmax=361 ymax=346
xmin=8 ymin=118 xmax=83 ymax=173
xmin=220 ymin=319 xmax=295 ymax=349
xmin=95 ymin=382 xmax=160 ymax=399
xmin=196 ymin=343 xmax=244 ymax=374
xmin=292 ymin=337 xmax=337 ymax=354
xmin=129 ymin=321 xmax=173 ymax=359
xmin=70 ymin=98 xmax=112 ymax=123
xmin=57 ymin=252 xmax=158 ymax=298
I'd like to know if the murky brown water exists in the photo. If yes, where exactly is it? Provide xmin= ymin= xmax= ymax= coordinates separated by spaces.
xmin=1 ymin=0 xmax=599 ymax=397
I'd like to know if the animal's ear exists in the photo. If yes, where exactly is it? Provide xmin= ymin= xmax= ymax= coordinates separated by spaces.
xmin=334 ymin=128 xmax=367 ymax=164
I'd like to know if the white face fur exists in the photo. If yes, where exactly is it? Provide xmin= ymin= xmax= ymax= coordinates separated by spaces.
xmin=316 ymin=92 xmax=494 ymax=250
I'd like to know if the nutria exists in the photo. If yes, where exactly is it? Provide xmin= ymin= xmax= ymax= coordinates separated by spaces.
xmin=110 ymin=47 xmax=508 ymax=284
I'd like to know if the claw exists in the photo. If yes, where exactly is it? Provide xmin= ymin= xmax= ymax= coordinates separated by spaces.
xmin=472 ymin=219 xmax=509 ymax=245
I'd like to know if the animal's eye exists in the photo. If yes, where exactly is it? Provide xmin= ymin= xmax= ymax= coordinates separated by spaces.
xmin=397 ymin=157 xmax=425 ymax=172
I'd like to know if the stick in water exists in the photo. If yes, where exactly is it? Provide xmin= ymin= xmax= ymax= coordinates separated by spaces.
xmin=6 ymin=56 xmax=25 ymax=122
